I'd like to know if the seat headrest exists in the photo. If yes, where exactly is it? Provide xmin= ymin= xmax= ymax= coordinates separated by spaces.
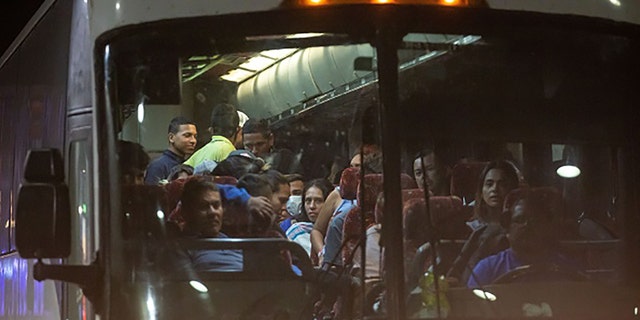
xmin=450 ymin=161 xmax=488 ymax=204
xmin=339 ymin=167 xmax=360 ymax=200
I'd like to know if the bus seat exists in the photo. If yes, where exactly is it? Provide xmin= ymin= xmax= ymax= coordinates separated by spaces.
xmin=400 ymin=173 xmax=418 ymax=189
xmin=341 ymin=174 xmax=384 ymax=265
xmin=449 ymin=161 xmax=488 ymax=205
xmin=402 ymin=196 xmax=471 ymax=277
xmin=402 ymin=188 xmax=427 ymax=203
xmin=339 ymin=167 xmax=360 ymax=200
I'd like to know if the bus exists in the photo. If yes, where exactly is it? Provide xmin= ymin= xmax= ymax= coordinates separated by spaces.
xmin=2 ymin=0 xmax=640 ymax=319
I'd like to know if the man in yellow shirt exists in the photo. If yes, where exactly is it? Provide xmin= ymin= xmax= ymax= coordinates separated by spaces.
xmin=184 ymin=103 xmax=239 ymax=168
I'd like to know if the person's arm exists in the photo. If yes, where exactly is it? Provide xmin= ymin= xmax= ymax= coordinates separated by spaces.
xmin=311 ymin=188 xmax=341 ymax=256
xmin=217 ymin=184 xmax=251 ymax=203
xmin=218 ymin=184 xmax=274 ymax=228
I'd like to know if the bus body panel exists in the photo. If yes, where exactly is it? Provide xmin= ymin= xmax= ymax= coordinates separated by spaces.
xmin=89 ymin=0 xmax=282 ymax=43
xmin=87 ymin=0 xmax=640 ymax=45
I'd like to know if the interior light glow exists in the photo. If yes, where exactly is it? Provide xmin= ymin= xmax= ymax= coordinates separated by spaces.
xmin=285 ymin=33 xmax=325 ymax=39
xmin=239 ymin=56 xmax=275 ymax=72
xmin=137 ymin=102 xmax=145 ymax=123
xmin=146 ymin=295 xmax=157 ymax=320
xmin=556 ymin=165 xmax=581 ymax=178
xmin=78 ymin=206 xmax=83 ymax=215
xmin=189 ymin=280 xmax=209 ymax=293
xmin=221 ymin=69 xmax=254 ymax=83
xmin=115 ymin=2 xmax=120 ymax=10
xmin=156 ymin=210 xmax=165 ymax=220
xmin=610 ymin=0 xmax=621 ymax=6
xmin=472 ymin=289 xmax=497 ymax=301
xmin=442 ymin=0 xmax=458 ymax=4
xmin=260 ymin=48 xmax=297 ymax=60
xmin=634 ymin=306 xmax=638 ymax=315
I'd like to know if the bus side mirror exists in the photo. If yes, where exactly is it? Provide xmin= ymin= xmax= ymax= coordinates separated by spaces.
xmin=16 ymin=149 xmax=71 ymax=259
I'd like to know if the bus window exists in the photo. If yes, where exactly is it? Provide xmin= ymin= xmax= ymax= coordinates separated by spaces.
xmin=99 ymin=8 xmax=638 ymax=320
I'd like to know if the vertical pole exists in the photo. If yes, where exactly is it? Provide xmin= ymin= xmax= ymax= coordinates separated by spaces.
xmin=376 ymin=25 xmax=406 ymax=320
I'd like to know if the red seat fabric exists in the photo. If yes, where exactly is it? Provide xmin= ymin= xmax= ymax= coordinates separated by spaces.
xmin=400 ymin=173 xmax=418 ymax=189
xmin=402 ymin=188 xmax=428 ymax=203
xmin=339 ymin=167 xmax=360 ymax=200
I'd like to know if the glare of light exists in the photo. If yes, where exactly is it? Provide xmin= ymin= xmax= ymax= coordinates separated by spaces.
xmin=137 ymin=102 xmax=145 ymax=123
xmin=472 ymin=289 xmax=497 ymax=301
xmin=4 ymin=220 xmax=9 ymax=229
xmin=220 ymin=69 xmax=254 ymax=83
xmin=285 ymin=33 xmax=325 ymax=39
xmin=189 ymin=280 xmax=209 ymax=293
xmin=610 ymin=0 xmax=621 ymax=7
xmin=78 ymin=205 xmax=83 ymax=215
xmin=306 ymin=0 xmax=324 ymax=5
xmin=115 ymin=2 xmax=120 ymax=10
xmin=634 ymin=306 xmax=638 ymax=315
xmin=260 ymin=48 xmax=297 ymax=60
xmin=146 ymin=295 xmax=157 ymax=320
xmin=442 ymin=0 xmax=459 ymax=4
xmin=156 ymin=210 xmax=165 ymax=220
xmin=373 ymin=0 xmax=393 ymax=3
xmin=556 ymin=165 xmax=581 ymax=178
xmin=239 ymin=56 xmax=275 ymax=72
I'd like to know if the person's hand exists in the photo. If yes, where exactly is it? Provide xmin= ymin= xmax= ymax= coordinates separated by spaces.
xmin=247 ymin=196 xmax=275 ymax=231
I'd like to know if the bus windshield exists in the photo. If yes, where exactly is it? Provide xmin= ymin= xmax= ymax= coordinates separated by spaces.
xmin=102 ymin=7 xmax=639 ymax=319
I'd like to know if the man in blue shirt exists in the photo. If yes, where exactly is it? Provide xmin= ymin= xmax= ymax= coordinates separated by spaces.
xmin=467 ymin=187 xmax=576 ymax=287
xmin=144 ymin=116 xmax=197 ymax=185
xmin=180 ymin=177 xmax=243 ymax=272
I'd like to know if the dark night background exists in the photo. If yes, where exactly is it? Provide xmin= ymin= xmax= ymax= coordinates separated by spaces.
xmin=1 ymin=0 xmax=45 ymax=55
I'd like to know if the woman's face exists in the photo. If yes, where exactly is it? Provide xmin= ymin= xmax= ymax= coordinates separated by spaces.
xmin=482 ymin=168 xmax=511 ymax=208
xmin=304 ymin=186 xmax=325 ymax=222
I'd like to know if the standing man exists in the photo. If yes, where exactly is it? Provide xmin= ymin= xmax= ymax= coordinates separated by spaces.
xmin=144 ymin=116 xmax=197 ymax=185
xmin=242 ymin=119 xmax=303 ymax=174
xmin=184 ymin=103 xmax=239 ymax=168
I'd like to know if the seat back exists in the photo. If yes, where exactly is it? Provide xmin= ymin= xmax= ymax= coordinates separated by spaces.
xmin=339 ymin=167 xmax=360 ymax=200
xmin=449 ymin=161 xmax=488 ymax=205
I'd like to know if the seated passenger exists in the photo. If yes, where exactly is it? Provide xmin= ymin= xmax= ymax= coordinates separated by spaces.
xmin=179 ymin=177 xmax=242 ymax=272
xmin=264 ymin=169 xmax=291 ymax=224
xmin=467 ymin=187 xmax=578 ymax=287
xmin=280 ymin=174 xmax=304 ymax=231
xmin=312 ymin=145 xmax=382 ymax=265
xmin=447 ymin=160 xmax=520 ymax=285
xmin=231 ymin=173 xmax=280 ymax=237
xmin=413 ymin=147 xmax=452 ymax=196
xmin=286 ymin=179 xmax=334 ymax=256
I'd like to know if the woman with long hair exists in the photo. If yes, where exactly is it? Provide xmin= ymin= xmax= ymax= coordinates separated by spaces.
xmin=286 ymin=179 xmax=334 ymax=255
xmin=447 ymin=159 xmax=521 ymax=286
